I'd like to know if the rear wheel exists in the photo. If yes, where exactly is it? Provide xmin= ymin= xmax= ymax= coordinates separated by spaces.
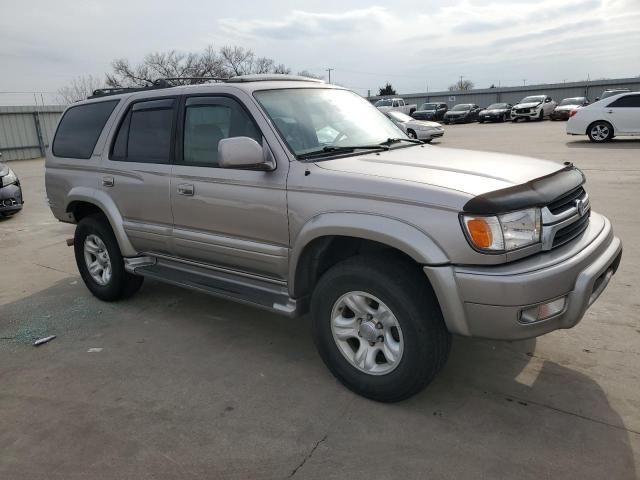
xmin=311 ymin=255 xmax=451 ymax=402
xmin=74 ymin=214 xmax=144 ymax=301
xmin=587 ymin=121 xmax=614 ymax=142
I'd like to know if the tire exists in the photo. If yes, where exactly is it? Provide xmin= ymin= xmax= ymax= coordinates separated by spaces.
xmin=310 ymin=255 xmax=451 ymax=402
xmin=407 ymin=130 xmax=417 ymax=139
xmin=538 ymin=109 xmax=544 ymax=121
xmin=74 ymin=214 xmax=144 ymax=301
xmin=587 ymin=121 xmax=614 ymax=143
xmin=424 ymin=139 xmax=433 ymax=144
xmin=478 ymin=119 xmax=484 ymax=124
xmin=502 ymin=114 xmax=507 ymax=122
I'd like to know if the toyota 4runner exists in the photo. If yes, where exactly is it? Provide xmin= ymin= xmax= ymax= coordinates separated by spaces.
xmin=46 ymin=75 xmax=622 ymax=402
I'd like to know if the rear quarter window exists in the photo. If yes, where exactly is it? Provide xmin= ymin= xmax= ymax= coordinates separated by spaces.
xmin=52 ymin=100 xmax=119 ymax=159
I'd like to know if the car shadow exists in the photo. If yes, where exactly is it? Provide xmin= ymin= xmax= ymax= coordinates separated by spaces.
xmin=567 ymin=138 xmax=640 ymax=149
xmin=0 ymin=279 xmax=636 ymax=479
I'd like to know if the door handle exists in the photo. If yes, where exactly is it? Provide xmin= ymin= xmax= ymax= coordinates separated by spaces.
xmin=177 ymin=184 xmax=194 ymax=196
xmin=606 ymin=110 xmax=614 ymax=114
xmin=102 ymin=176 xmax=114 ymax=187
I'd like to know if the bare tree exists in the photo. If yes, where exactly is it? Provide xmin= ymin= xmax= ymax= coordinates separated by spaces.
xmin=297 ymin=70 xmax=324 ymax=80
xmin=105 ymin=45 xmax=288 ymax=87
xmin=448 ymin=79 xmax=475 ymax=91
xmin=57 ymin=75 xmax=103 ymax=103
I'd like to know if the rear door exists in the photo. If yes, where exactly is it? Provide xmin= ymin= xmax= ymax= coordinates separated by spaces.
xmin=606 ymin=94 xmax=640 ymax=133
xmin=170 ymin=95 xmax=289 ymax=280
xmin=104 ymin=97 xmax=176 ymax=254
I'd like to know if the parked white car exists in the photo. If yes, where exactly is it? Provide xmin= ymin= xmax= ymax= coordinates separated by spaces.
xmin=384 ymin=111 xmax=444 ymax=142
xmin=375 ymin=98 xmax=417 ymax=116
xmin=511 ymin=95 xmax=557 ymax=121
xmin=567 ymin=91 xmax=640 ymax=142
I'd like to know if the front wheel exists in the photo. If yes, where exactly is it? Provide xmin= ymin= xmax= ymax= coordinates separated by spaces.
xmin=407 ymin=130 xmax=417 ymax=139
xmin=311 ymin=255 xmax=451 ymax=402
xmin=74 ymin=214 xmax=144 ymax=301
xmin=588 ymin=121 xmax=614 ymax=143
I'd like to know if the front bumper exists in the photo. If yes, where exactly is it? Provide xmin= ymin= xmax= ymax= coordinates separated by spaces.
xmin=0 ymin=183 xmax=23 ymax=214
xmin=444 ymin=115 xmax=468 ymax=123
xmin=417 ymin=129 xmax=444 ymax=140
xmin=424 ymin=212 xmax=622 ymax=340
xmin=511 ymin=108 xmax=541 ymax=119
xmin=550 ymin=110 xmax=572 ymax=120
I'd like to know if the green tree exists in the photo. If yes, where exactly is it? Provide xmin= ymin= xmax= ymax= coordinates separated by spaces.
xmin=378 ymin=82 xmax=397 ymax=96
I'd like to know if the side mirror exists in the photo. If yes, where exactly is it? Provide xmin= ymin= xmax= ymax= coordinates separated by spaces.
xmin=595 ymin=97 xmax=600 ymax=101
xmin=218 ymin=137 xmax=275 ymax=171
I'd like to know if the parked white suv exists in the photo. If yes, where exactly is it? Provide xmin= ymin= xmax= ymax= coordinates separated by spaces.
xmin=567 ymin=92 xmax=640 ymax=142
xmin=511 ymin=95 xmax=557 ymax=121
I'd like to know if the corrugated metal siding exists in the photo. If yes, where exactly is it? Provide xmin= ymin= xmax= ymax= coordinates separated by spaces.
xmin=0 ymin=106 xmax=65 ymax=161
xmin=369 ymin=77 xmax=640 ymax=108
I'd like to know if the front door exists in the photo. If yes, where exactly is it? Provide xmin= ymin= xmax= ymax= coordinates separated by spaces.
xmin=170 ymin=95 xmax=290 ymax=280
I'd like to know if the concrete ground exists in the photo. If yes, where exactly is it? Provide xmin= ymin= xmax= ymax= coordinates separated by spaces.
xmin=1 ymin=121 xmax=638 ymax=479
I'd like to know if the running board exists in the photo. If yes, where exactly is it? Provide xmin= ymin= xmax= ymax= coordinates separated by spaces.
xmin=130 ymin=257 xmax=303 ymax=317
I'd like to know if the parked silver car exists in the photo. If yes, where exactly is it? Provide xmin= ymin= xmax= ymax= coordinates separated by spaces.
xmin=46 ymin=75 xmax=622 ymax=402
xmin=384 ymin=110 xmax=444 ymax=142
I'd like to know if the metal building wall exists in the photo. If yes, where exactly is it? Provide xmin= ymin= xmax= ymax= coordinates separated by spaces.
xmin=369 ymin=77 xmax=640 ymax=108
xmin=0 ymin=106 xmax=65 ymax=161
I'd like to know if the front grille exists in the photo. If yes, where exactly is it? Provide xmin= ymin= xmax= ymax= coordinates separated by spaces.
xmin=516 ymin=108 xmax=530 ymax=114
xmin=552 ymin=211 xmax=591 ymax=248
xmin=548 ymin=186 xmax=586 ymax=214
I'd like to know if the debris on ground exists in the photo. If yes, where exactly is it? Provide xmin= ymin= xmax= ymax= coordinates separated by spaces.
xmin=87 ymin=347 xmax=103 ymax=353
xmin=33 ymin=335 xmax=56 ymax=347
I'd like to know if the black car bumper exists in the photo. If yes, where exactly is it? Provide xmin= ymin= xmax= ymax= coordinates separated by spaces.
xmin=550 ymin=110 xmax=572 ymax=120
xmin=479 ymin=113 xmax=507 ymax=122
xmin=444 ymin=115 xmax=469 ymax=123
xmin=0 ymin=183 xmax=24 ymax=215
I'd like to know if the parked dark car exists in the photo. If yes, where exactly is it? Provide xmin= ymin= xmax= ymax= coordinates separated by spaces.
xmin=443 ymin=104 xmax=481 ymax=124
xmin=0 ymin=153 xmax=24 ymax=217
xmin=477 ymin=103 xmax=512 ymax=123
xmin=411 ymin=102 xmax=448 ymax=121
xmin=550 ymin=97 xmax=590 ymax=121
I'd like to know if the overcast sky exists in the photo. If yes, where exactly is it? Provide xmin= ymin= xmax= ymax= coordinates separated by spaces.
xmin=1 ymin=0 xmax=639 ymax=104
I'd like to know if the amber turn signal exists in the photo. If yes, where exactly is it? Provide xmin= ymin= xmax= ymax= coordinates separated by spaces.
xmin=466 ymin=218 xmax=493 ymax=249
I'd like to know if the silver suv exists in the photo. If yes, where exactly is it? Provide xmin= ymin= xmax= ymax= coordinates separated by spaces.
xmin=46 ymin=75 xmax=622 ymax=402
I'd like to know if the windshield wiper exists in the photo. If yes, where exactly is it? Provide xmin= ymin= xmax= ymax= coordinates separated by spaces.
xmin=298 ymin=144 xmax=389 ymax=160
xmin=380 ymin=137 xmax=423 ymax=146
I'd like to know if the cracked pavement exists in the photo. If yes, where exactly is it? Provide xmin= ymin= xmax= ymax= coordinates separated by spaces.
xmin=1 ymin=122 xmax=639 ymax=479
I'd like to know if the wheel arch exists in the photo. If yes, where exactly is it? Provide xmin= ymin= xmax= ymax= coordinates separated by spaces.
xmin=586 ymin=119 xmax=614 ymax=136
xmin=65 ymin=187 xmax=137 ymax=257
xmin=289 ymin=213 xmax=448 ymax=298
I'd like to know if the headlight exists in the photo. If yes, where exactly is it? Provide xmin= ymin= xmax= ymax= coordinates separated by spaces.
xmin=1 ymin=169 xmax=18 ymax=187
xmin=461 ymin=208 xmax=541 ymax=252
xmin=417 ymin=125 xmax=434 ymax=131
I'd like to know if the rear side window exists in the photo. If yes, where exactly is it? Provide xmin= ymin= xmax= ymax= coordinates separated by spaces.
xmin=52 ymin=100 xmax=118 ymax=159
xmin=111 ymin=98 xmax=175 ymax=163
xmin=608 ymin=95 xmax=640 ymax=108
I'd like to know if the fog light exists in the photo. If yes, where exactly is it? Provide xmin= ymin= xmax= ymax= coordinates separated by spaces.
xmin=520 ymin=297 xmax=566 ymax=324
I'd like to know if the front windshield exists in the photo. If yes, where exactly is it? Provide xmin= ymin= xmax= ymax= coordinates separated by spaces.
xmin=255 ymin=89 xmax=405 ymax=156
xmin=388 ymin=111 xmax=412 ymax=123
xmin=521 ymin=96 xmax=545 ymax=104
xmin=451 ymin=104 xmax=471 ymax=111
xmin=375 ymin=99 xmax=392 ymax=107
xmin=420 ymin=103 xmax=437 ymax=110
xmin=486 ymin=103 xmax=508 ymax=109
xmin=559 ymin=98 xmax=583 ymax=106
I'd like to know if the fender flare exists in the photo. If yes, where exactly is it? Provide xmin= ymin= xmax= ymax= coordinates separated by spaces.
xmin=288 ymin=212 xmax=449 ymax=296
xmin=65 ymin=187 xmax=138 ymax=257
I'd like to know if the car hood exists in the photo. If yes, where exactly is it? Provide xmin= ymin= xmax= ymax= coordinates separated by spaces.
xmin=315 ymin=146 xmax=563 ymax=197
xmin=513 ymin=102 xmax=541 ymax=109
xmin=406 ymin=120 xmax=442 ymax=128
xmin=555 ymin=105 xmax=579 ymax=111
xmin=0 ymin=163 xmax=8 ymax=177
xmin=376 ymin=106 xmax=394 ymax=113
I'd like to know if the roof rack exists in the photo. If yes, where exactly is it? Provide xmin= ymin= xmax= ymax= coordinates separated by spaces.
xmin=88 ymin=74 xmax=323 ymax=99
xmin=88 ymin=77 xmax=226 ymax=99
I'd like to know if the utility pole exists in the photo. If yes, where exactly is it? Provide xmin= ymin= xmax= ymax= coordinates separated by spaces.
xmin=326 ymin=68 xmax=334 ymax=84
xmin=522 ymin=79 xmax=527 ymax=86
xmin=459 ymin=75 xmax=464 ymax=89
